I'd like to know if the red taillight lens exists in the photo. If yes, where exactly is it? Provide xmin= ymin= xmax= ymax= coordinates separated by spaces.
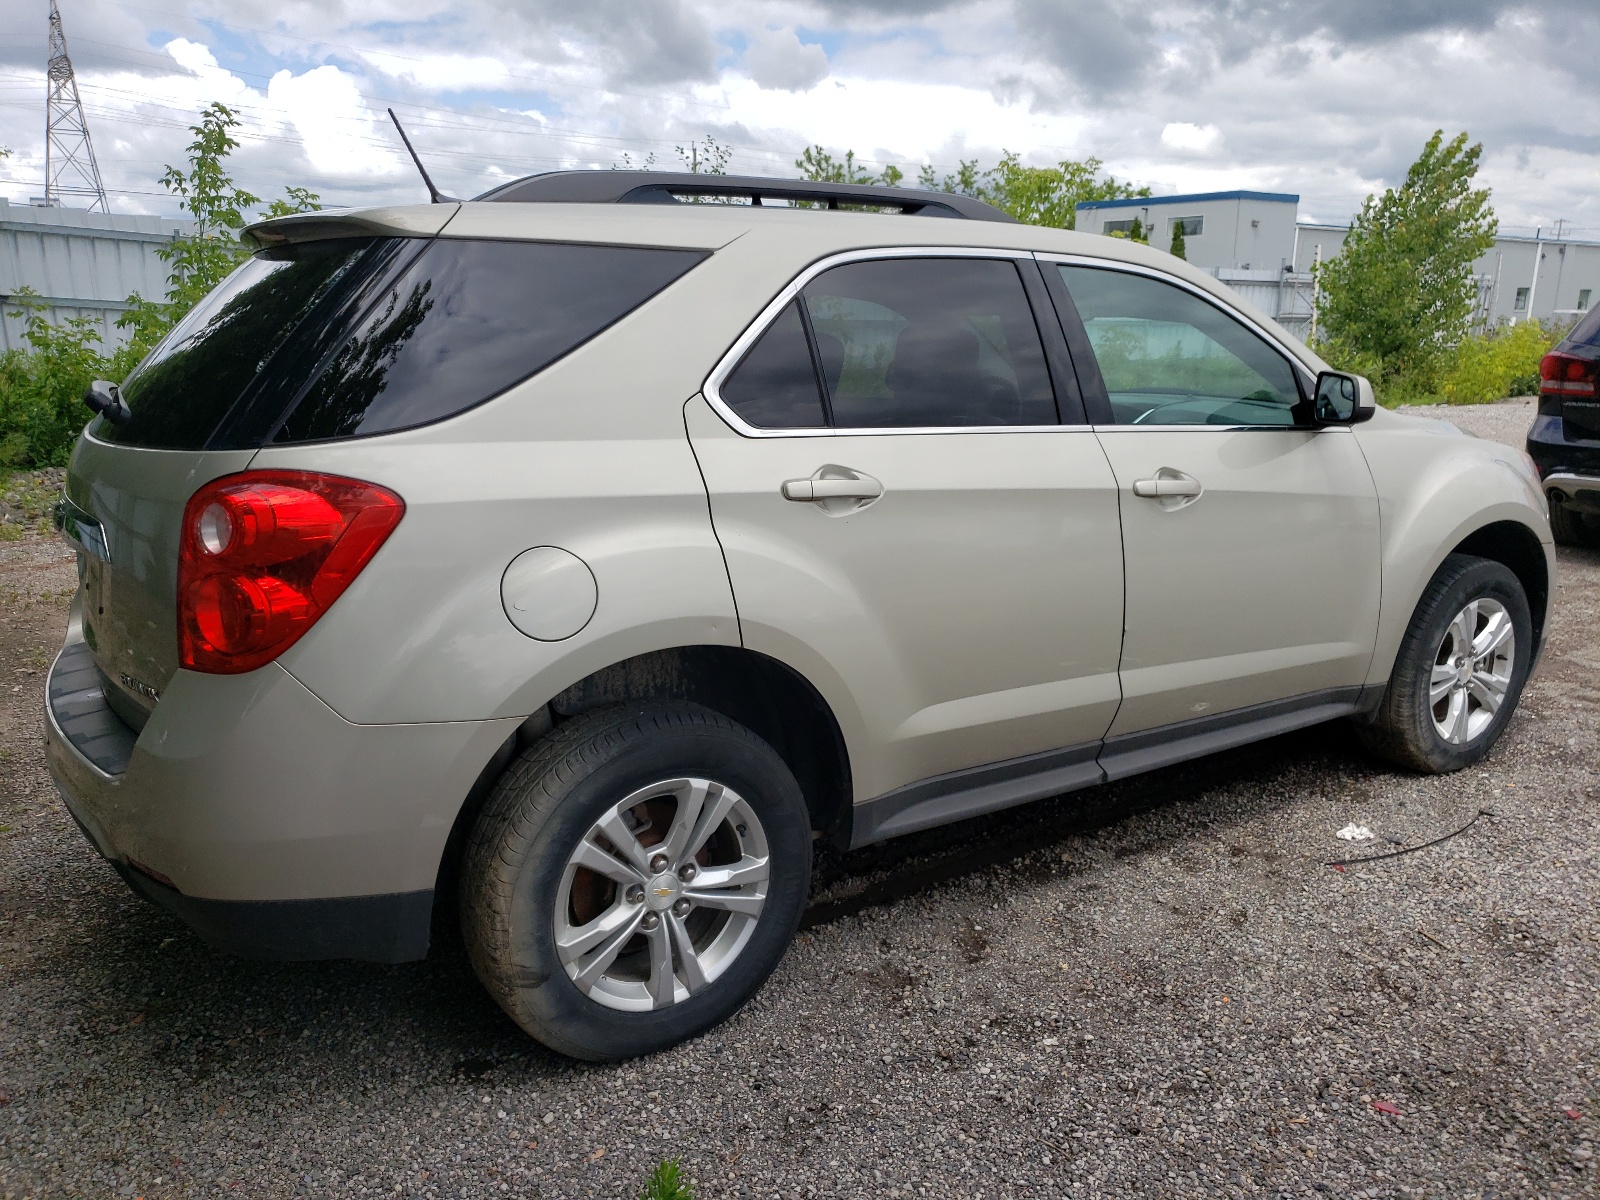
xmin=178 ymin=470 xmax=404 ymax=674
xmin=1540 ymin=351 xmax=1598 ymax=398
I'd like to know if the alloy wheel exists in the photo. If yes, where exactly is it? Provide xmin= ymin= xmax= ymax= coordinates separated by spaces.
xmin=554 ymin=777 xmax=770 ymax=1012
xmin=1429 ymin=597 xmax=1516 ymax=745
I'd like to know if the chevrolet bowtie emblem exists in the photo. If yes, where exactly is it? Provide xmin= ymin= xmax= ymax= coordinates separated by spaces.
xmin=653 ymin=887 xmax=674 ymax=896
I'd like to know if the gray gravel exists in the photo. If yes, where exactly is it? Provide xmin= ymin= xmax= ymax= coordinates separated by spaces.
xmin=3 ymin=400 xmax=1596 ymax=1199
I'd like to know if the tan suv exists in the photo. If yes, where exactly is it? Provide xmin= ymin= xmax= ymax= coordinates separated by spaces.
xmin=46 ymin=171 xmax=1554 ymax=1060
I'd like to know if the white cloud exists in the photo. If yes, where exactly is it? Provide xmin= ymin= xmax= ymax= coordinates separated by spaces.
xmin=743 ymin=28 xmax=830 ymax=92
xmin=162 ymin=38 xmax=250 ymax=104
xmin=703 ymin=74 xmax=1089 ymax=167
xmin=359 ymin=50 xmax=513 ymax=93
xmin=1161 ymin=122 xmax=1221 ymax=154
xmin=266 ymin=67 xmax=399 ymax=178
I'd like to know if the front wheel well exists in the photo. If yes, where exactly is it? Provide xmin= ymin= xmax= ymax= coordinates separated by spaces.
xmin=1449 ymin=520 xmax=1549 ymax=647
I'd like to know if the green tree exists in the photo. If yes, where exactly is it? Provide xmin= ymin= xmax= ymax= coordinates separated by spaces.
xmin=796 ymin=145 xmax=904 ymax=187
xmin=677 ymin=136 xmax=733 ymax=175
xmin=925 ymin=152 xmax=1149 ymax=228
xmin=1315 ymin=130 xmax=1497 ymax=390
xmin=1169 ymin=219 xmax=1187 ymax=259
xmin=157 ymin=102 xmax=262 ymax=314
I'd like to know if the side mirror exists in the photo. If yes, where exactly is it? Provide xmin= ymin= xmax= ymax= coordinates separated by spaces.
xmin=83 ymin=379 xmax=131 ymax=426
xmin=1312 ymin=371 xmax=1376 ymax=425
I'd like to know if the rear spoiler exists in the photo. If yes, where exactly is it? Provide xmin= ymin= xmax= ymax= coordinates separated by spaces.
xmin=243 ymin=204 xmax=459 ymax=250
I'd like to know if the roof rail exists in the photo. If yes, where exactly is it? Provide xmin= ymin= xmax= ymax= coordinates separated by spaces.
xmin=475 ymin=170 xmax=1015 ymax=223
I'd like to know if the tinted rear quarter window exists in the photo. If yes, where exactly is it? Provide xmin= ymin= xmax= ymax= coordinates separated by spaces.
xmin=718 ymin=300 xmax=828 ymax=429
xmin=276 ymin=240 xmax=707 ymax=442
xmin=96 ymin=237 xmax=707 ymax=450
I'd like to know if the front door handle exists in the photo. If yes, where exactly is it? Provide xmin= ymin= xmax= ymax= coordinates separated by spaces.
xmin=1131 ymin=468 xmax=1203 ymax=510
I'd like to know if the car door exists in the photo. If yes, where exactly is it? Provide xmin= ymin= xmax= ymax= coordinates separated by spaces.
xmin=1040 ymin=257 xmax=1382 ymax=772
xmin=685 ymin=251 xmax=1126 ymax=826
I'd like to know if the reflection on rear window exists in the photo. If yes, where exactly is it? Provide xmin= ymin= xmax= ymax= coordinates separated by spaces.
xmin=101 ymin=239 xmax=373 ymax=450
xmin=275 ymin=240 xmax=708 ymax=442
xmin=95 ymin=237 xmax=708 ymax=450
xmin=1567 ymin=306 xmax=1600 ymax=348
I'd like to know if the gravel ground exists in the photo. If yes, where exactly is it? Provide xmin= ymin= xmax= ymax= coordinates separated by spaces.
xmin=2 ymin=399 xmax=1596 ymax=1200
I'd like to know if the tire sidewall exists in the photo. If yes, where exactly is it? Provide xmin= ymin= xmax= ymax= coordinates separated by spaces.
xmin=495 ymin=710 xmax=811 ymax=1060
xmin=1400 ymin=560 xmax=1533 ymax=771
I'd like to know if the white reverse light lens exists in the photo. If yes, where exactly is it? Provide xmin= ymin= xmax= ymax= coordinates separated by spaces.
xmin=197 ymin=502 xmax=234 ymax=555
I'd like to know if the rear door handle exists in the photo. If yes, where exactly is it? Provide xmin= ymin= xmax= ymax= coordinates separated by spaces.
xmin=782 ymin=477 xmax=884 ymax=501
xmin=1131 ymin=468 xmax=1203 ymax=510
xmin=1132 ymin=477 xmax=1202 ymax=498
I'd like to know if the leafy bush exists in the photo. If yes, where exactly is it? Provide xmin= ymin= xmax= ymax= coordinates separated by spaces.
xmin=0 ymin=102 xmax=319 ymax=468
xmin=1438 ymin=321 xmax=1554 ymax=404
xmin=0 ymin=293 xmax=145 ymax=467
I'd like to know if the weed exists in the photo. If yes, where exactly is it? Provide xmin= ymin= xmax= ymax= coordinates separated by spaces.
xmin=640 ymin=1158 xmax=695 ymax=1200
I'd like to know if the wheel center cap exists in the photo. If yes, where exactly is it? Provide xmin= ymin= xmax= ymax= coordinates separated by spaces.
xmin=644 ymin=873 xmax=681 ymax=912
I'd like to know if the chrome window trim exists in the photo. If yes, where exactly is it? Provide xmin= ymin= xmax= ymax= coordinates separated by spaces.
xmin=701 ymin=245 xmax=1090 ymax=439
xmin=1033 ymin=251 xmax=1322 ymax=430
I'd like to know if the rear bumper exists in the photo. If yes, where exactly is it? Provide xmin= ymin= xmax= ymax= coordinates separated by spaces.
xmin=44 ymin=613 xmax=518 ymax=962
xmin=1528 ymin=414 xmax=1600 ymax=514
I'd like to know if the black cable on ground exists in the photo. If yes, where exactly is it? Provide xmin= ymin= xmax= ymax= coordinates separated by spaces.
xmin=1325 ymin=808 xmax=1494 ymax=867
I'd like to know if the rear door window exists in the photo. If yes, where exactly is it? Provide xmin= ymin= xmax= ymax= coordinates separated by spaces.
xmin=275 ymin=240 xmax=707 ymax=442
xmin=804 ymin=258 xmax=1058 ymax=428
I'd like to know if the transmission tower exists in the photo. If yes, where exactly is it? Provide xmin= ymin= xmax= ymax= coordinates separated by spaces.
xmin=44 ymin=0 xmax=108 ymax=211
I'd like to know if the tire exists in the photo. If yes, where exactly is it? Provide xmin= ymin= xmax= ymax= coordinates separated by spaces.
xmin=1357 ymin=553 xmax=1532 ymax=773
xmin=460 ymin=701 xmax=812 ymax=1061
xmin=1549 ymin=502 xmax=1600 ymax=548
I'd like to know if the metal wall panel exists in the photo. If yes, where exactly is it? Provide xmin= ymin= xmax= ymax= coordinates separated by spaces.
xmin=0 ymin=198 xmax=192 ymax=352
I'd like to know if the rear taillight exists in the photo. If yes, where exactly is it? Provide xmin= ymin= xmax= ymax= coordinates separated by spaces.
xmin=1540 ymin=351 xmax=1598 ymax=399
xmin=178 ymin=470 xmax=404 ymax=674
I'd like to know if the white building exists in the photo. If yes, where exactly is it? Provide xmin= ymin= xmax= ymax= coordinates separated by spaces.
xmin=0 ymin=198 xmax=193 ymax=353
xmin=1077 ymin=191 xmax=1600 ymax=342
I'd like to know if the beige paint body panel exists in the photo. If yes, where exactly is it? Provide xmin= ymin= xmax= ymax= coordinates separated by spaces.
xmin=685 ymin=396 xmax=1125 ymax=801
xmin=45 ymin=610 xmax=517 ymax=900
xmin=1094 ymin=426 xmax=1382 ymax=734
xmin=1352 ymin=409 xmax=1555 ymax=686
xmin=65 ymin=438 xmax=258 ymax=722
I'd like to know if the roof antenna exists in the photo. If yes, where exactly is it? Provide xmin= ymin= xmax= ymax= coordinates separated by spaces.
xmin=388 ymin=108 xmax=458 ymax=203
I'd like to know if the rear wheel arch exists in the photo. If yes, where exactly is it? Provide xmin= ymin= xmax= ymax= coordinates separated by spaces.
xmin=433 ymin=645 xmax=851 ymax=930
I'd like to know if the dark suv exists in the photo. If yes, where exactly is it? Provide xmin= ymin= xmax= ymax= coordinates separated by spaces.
xmin=1528 ymin=306 xmax=1600 ymax=545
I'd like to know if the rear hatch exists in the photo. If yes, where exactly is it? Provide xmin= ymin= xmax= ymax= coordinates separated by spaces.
xmin=63 ymin=203 xmax=712 ymax=727
xmin=64 ymin=209 xmax=458 ymax=728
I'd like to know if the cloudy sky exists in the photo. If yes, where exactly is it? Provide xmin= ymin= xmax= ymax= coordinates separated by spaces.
xmin=1 ymin=0 xmax=1596 ymax=236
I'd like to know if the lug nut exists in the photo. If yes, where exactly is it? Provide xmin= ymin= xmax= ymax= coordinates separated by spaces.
xmin=678 ymin=862 xmax=697 ymax=882
xmin=641 ymin=913 xmax=661 ymax=931
xmin=649 ymin=853 xmax=670 ymax=873
xmin=625 ymin=884 xmax=645 ymax=905
xmin=672 ymin=899 xmax=692 ymax=918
